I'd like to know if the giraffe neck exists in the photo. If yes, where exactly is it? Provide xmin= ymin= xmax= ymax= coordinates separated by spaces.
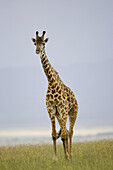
xmin=40 ymin=49 xmax=57 ymax=85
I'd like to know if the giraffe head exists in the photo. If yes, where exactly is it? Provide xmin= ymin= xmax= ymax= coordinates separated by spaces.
xmin=32 ymin=31 xmax=49 ymax=54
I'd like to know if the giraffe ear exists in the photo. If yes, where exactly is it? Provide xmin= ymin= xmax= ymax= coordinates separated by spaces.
xmin=31 ymin=38 xmax=36 ymax=45
xmin=45 ymin=38 xmax=49 ymax=43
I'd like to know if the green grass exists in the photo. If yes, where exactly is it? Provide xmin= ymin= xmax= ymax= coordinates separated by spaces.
xmin=0 ymin=140 xmax=113 ymax=170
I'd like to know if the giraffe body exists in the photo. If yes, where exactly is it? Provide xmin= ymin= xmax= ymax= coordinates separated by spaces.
xmin=32 ymin=31 xmax=78 ymax=161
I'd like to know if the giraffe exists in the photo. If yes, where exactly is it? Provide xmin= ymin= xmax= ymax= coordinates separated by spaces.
xmin=32 ymin=31 xmax=78 ymax=161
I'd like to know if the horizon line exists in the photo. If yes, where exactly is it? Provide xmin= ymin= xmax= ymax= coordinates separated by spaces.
xmin=0 ymin=126 xmax=113 ymax=137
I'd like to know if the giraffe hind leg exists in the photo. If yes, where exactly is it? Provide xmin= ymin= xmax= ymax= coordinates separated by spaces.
xmin=61 ymin=113 xmax=69 ymax=159
xmin=62 ymin=132 xmax=69 ymax=160
xmin=65 ymin=138 xmax=69 ymax=160
xmin=69 ymin=107 xmax=78 ymax=159
xmin=62 ymin=138 xmax=66 ymax=155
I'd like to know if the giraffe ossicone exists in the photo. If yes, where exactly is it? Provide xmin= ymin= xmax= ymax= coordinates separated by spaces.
xmin=32 ymin=31 xmax=78 ymax=161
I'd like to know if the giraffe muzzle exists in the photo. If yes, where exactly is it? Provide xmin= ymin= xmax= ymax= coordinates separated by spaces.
xmin=36 ymin=50 xmax=40 ymax=54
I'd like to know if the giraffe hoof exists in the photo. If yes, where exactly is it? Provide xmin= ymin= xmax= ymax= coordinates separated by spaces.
xmin=69 ymin=155 xmax=72 ymax=161
xmin=65 ymin=154 xmax=70 ymax=160
xmin=52 ymin=156 xmax=58 ymax=163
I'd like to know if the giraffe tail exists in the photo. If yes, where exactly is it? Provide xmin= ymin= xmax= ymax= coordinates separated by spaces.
xmin=57 ymin=128 xmax=61 ymax=139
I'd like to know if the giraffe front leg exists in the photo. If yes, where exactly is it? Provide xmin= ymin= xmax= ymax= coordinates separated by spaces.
xmin=50 ymin=115 xmax=58 ymax=163
xmin=69 ymin=130 xmax=73 ymax=160
xmin=47 ymin=105 xmax=57 ymax=162
xmin=69 ymin=107 xmax=78 ymax=160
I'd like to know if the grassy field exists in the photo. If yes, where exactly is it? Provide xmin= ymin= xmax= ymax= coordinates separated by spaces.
xmin=0 ymin=140 xmax=113 ymax=170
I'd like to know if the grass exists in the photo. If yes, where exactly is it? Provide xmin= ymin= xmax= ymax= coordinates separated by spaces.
xmin=0 ymin=140 xmax=113 ymax=170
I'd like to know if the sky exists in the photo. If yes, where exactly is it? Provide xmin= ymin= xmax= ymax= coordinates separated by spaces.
xmin=0 ymin=0 xmax=113 ymax=136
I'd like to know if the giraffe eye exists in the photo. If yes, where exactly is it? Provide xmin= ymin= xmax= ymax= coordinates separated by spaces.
xmin=43 ymin=43 xmax=45 ymax=46
xmin=34 ymin=43 xmax=36 ymax=46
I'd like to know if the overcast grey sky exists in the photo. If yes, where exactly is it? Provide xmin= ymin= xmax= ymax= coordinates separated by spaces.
xmin=0 ymin=0 xmax=113 ymax=134
xmin=0 ymin=0 xmax=113 ymax=68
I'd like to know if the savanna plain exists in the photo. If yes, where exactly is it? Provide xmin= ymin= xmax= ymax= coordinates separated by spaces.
xmin=0 ymin=140 xmax=113 ymax=170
